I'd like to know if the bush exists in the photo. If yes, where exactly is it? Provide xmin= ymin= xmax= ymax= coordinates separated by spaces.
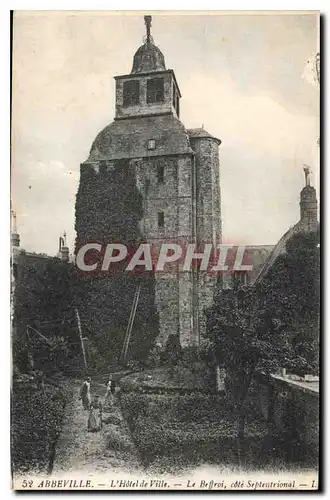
xmin=161 ymin=334 xmax=183 ymax=365
xmin=107 ymin=426 xmax=135 ymax=452
xmin=120 ymin=392 xmax=227 ymax=430
xmin=120 ymin=393 xmax=149 ymax=431
xmin=145 ymin=345 xmax=162 ymax=368
xmin=11 ymin=381 xmax=73 ymax=474
xmin=120 ymin=391 xmax=270 ymax=465
xmin=173 ymin=394 xmax=226 ymax=423
xmin=181 ymin=341 xmax=213 ymax=367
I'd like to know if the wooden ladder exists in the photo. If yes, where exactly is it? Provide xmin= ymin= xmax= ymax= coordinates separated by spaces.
xmin=120 ymin=285 xmax=141 ymax=365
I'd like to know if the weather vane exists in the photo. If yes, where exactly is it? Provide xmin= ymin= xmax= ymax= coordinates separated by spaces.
xmin=303 ymin=164 xmax=311 ymax=187
xmin=11 ymin=210 xmax=17 ymax=233
xmin=144 ymin=15 xmax=152 ymax=43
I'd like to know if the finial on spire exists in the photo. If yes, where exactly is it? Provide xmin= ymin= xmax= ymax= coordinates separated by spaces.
xmin=11 ymin=210 xmax=20 ymax=247
xmin=11 ymin=210 xmax=17 ymax=233
xmin=144 ymin=15 xmax=152 ymax=43
xmin=303 ymin=164 xmax=311 ymax=186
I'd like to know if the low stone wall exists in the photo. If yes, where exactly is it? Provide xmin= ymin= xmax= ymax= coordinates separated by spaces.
xmin=252 ymin=373 xmax=319 ymax=450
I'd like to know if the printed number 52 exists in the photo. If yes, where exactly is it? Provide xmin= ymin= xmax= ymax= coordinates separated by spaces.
xmin=22 ymin=479 xmax=33 ymax=488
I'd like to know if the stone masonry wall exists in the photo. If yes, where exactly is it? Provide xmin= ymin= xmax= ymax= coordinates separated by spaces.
xmin=190 ymin=137 xmax=222 ymax=340
xmin=133 ymin=154 xmax=195 ymax=347
xmin=253 ymin=375 xmax=319 ymax=451
xmin=115 ymin=72 xmax=177 ymax=119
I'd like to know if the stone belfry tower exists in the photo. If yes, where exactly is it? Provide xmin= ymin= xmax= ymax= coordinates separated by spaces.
xmin=75 ymin=16 xmax=222 ymax=347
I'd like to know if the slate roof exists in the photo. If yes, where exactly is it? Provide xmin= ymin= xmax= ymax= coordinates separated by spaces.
xmin=86 ymin=114 xmax=193 ymax=162
xmin=252 ymin=218 xmax=319 ymax=285
xmin=187 ymin=128 xmax=221 ymax=145
xmin=221 ymin=245 xmax=274 ymax=289
xmin=246 ymin=245 xmax=275 ymax=280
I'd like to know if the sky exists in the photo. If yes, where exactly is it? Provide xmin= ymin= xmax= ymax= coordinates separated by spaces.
xmin=11 ymin=11 xmax=320 ymax=255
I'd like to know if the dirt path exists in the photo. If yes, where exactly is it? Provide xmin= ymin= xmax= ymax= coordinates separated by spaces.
xmin=52 ymin=380 xmax=141 ymax=476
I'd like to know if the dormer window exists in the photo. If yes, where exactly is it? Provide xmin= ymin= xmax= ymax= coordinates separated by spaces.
xmin=147 ymin=78 xmax=164 ymax=103
xmin=147 ymin=139 xmax=156 ymax=150
xmin=123 ymin=80 xmax=140 ymax=107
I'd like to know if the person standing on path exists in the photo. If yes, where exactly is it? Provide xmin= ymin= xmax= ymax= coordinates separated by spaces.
xmin=79 ymin=376 xmax=92 ymax=410
xmin=87 ymin=396 xmax=103 ymax=432
xmin=110 ymin=376 xmax=117 ymax=396
xmin=104 ymin=374 xmax=117 ymax=404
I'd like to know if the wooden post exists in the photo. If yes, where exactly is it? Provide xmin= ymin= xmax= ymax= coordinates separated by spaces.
xmin=75 ymin=308 xmax=88 ymax=372
xmin=215 ymin=364 xmax=222 ymax=392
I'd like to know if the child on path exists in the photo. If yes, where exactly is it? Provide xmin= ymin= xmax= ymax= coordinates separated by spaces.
xmin=79 ymin=376 xmax=92 ymax=410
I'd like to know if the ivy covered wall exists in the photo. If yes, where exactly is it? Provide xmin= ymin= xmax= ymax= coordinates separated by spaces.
xmin=74 ymin=158 xmax=159 ymax=364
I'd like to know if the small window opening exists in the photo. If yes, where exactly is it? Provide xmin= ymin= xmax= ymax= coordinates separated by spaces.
xmin=158 ymin=212 xmax=165 ymax=228
xmin=147 ymin=139 xmax=156 ymax=150
xmin=157 ymin=165 xmax=165 ymax=184
xmin=147 ymin=78 xmax=164 ymax=103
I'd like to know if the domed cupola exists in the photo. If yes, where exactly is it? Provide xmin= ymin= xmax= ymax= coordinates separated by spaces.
xmin=131 ymin=42 xmax=166 ymax=74
xmin=131 ymin=16 xmax=166 ymax=74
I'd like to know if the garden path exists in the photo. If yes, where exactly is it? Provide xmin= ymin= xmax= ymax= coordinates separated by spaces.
xmin=52 ymin=380 xmax=140 ymax=477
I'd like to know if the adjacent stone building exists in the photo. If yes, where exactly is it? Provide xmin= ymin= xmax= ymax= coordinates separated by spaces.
xmin=75 ymin=17 xmax=222 ymax=347
xmin=253 ymin=167 xmax=318 ymax=285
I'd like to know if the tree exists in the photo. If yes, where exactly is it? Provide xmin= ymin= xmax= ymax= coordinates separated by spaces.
xmin=13 ymin=258 xmax=79 ymax=374
xmin=206 ymin=230 xmax=319 ymax=438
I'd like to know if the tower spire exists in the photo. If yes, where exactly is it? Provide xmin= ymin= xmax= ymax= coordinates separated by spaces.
xmin=144 ymin=15 xmax=152 ymax=43
xmin=300 ymin=164 xmax=317 ymax=232
xmin=11 ymin=210 xmax=20 ymax=247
